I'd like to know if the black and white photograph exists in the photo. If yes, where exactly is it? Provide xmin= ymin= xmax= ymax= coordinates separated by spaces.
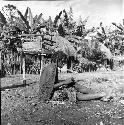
xmin=0 ymin=0 xmax=124 ymax=125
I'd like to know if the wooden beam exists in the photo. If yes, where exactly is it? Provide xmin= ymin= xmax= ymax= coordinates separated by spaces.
xmin=0 ymin=34 xmax=44 ymax=39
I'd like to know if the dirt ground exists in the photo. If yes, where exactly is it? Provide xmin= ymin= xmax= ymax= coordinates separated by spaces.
xmin=1 ymin=68 xmax=124 ymax=125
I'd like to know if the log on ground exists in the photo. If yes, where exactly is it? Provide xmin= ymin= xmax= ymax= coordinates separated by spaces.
xmin=75 ymin=83 xmax=95 ymax=94
xmin=76 ymin=92 xmax=106 ymax=101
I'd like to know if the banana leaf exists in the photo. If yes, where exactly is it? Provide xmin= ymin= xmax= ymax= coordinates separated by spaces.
xmin=112 ymin=22 xmax=124 ymax=31
xmin=0 ymin=11 xmax=7 ymax=26
xmin=54 ymin=11 xmax=62 ymax=27
xmin=14 ymin=17 xmax=27 ymax=31
xmin=36 ymin=13 xmax=45 ymax=24
xmin=47 ymin=16 xmax=53 ymax=28
xmin=33 ymin=15 xmax=38 ymax=22
xmin=37 ymin=13 xmax=43 ymax=23
xmin=17 ymin=10 xmax=30 ymax=30
xmin=24 ymin=7 xmax=33 ymax=29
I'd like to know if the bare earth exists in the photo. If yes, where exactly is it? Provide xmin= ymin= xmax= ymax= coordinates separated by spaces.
xmin=1 ymin=68 xmax=124 ymax=125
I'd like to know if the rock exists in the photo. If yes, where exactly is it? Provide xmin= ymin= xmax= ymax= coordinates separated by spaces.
xmin=38 ymin=63 xmax=57 ymax=102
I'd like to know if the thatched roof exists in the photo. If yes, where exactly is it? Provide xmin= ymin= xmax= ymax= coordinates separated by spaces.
xmin=43 ymin=35 xmax=77 ymax=58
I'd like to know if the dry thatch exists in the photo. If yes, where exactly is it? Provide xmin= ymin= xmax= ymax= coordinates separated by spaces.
xmin=43 ymin=34 xmax=77 ymax=58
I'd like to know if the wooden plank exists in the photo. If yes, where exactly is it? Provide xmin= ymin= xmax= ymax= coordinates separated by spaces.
xmin=1 ymin=34 xmax=44 ymax=39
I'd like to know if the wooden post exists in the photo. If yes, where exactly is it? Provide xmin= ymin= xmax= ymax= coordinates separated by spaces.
xmin=0 ymin=50 xmax=2 ymax=87
xmin=20 ymin=53 xmax=22 ymax=74
xmin=67 ymin=57 xmax=71 ymax=73
xmin=22 ymin=53 xmax=26 ymax=84
xmin=71 ymin=59 xmax=73 ymax=70
xmin=39 ymin=34 xmax=45 ymax=76
xmin=40 ymin=55 xmax=44 ymax=76
xmin=13 ymin=52 xmax=15 ymax=75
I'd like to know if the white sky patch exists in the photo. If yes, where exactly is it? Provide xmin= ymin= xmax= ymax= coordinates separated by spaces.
xmin=123 ymin=0 xmax=124 ymax=19
xmin=0 ymin=0 xmax=122 ymax=28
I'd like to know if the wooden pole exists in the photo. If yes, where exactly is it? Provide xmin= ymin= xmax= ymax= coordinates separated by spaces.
xmin=13 ymin=52 xmax=15 ymax=75
xmin=0 ymin=50 xmax=2 ymax=87
xmin=22 ymin=53 xmax=26 ymax=84
xmin=39 ymin=34 xmax=45 ymax=76
xmin=71 ymin=59 xmax=73 ymax=70
xmin=20 ymin=53 xmax=22 ymax=74
xmin=40 ymin=55 xmax=44 ymax=76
